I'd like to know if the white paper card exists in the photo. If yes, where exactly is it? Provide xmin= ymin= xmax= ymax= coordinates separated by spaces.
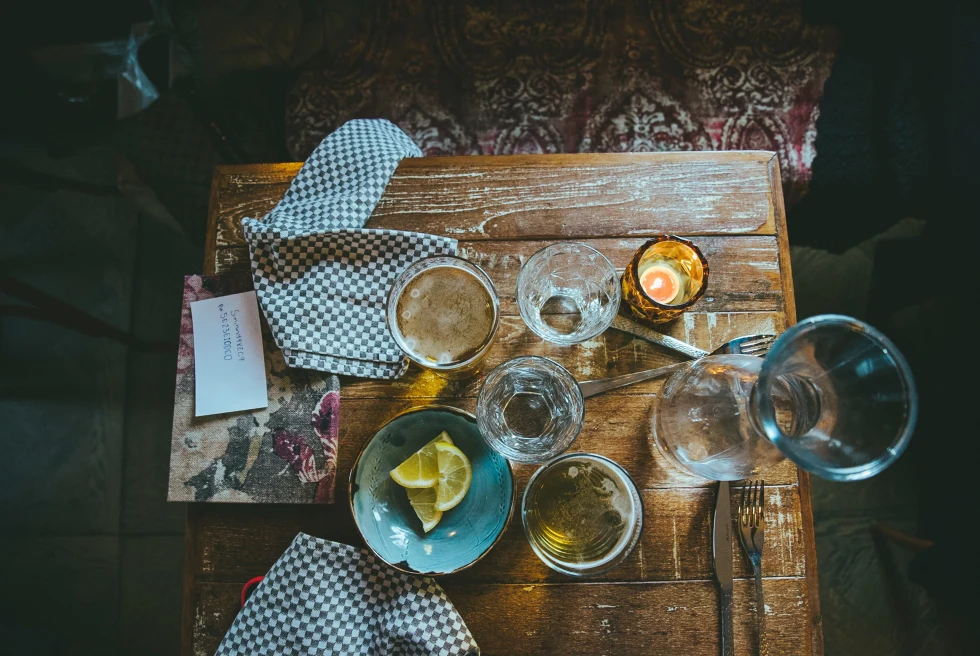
xmin=190 ymin=291 xmax=268 ymax=417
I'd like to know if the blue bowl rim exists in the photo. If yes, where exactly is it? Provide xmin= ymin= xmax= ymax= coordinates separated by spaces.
xmin=348 ymin=404 xmax=516 ymax=576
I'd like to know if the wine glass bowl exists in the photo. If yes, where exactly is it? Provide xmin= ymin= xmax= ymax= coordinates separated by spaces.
xmin=651 ymin=315 xmax=917 ymax=482
xmin=756 ymin=314 xmax=917 ymax=481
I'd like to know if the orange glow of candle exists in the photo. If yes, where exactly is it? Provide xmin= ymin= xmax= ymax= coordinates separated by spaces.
xmin=639 ymin=265 xmax=681 ymax=305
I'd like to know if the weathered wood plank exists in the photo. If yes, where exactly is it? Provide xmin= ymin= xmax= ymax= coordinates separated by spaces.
xmin=332 ymin=311 xmax=785 ymax=400
xmin=193 ymin=577 xmax=809 ymax=656
xmin=447 ymin=484 xmax=805 ymax=584
xmin=323 ymin=396 xmax=800 ymax=492
xmin=213 ymin=246 xmax=247 ymax=272
xmin=212 ymin=153 xmax=778 ymax=248
xmin=453 ymin=577 xmax=809 ymax=656
xmin=192 ymin=583 xmax=239 ymax=656
xmin=768 ymin=148 xmax=822 ymax=656
xmin=460 ymin=237 xmax=783 ymax=315
xmin=189 ymin=482 xmax=803 ymax=587
xmin=213 ymin=235 xmax=785 ymax=315
xmin=187 ymin=152 xmax=816 ymax=656
xmin=168 ymin=396 xmax=798 ymax=509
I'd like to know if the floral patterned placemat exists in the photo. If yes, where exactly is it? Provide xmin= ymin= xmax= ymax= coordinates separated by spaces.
xmin=168 ymin=274 xmax=340 ymax=503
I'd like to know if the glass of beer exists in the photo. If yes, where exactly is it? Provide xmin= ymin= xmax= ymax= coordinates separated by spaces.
xmin=386 ymin=255 xmax=500 ymax=379
xmin=522 ymin=453 xmax=643 ymax=577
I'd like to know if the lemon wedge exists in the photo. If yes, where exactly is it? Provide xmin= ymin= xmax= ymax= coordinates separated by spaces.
xmin=390 ymin=431 xmax=454 ymax=488
xmin=433 ymin=443 xmax=473 ymax=511
xmin=406 ymin=486 xmax=442 ymax=532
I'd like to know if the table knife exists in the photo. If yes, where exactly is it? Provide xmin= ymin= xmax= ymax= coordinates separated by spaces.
xmin=713 ymin=480 xmax=734 ymax=656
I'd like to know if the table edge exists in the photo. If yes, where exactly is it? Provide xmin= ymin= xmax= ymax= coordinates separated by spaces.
xmin=183 ymin=152 xmax=821 ymax=656
xmin=208 ymin=150 xmax=778 ymax=179
xmin=769 ymin=156 xmax=824 ymax=656
xmin=181 ymin=171 xmax=222 ymax=656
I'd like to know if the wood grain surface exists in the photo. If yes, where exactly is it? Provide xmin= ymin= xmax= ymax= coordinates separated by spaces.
xmin=213 ymin=235 xmax=784 ymax=316
xmin=183 ymin=152 xmax=821 ymax=656
xmin=210 ymin=153 xmax=778 ymax=250
xmin=188 ymin=482 xmax=803 ymax=587
xmin=193 ymin=578 xmax=810 ymax=656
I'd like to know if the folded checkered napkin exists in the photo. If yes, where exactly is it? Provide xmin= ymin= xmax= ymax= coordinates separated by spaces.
xmin=241 ymin=119 xmax=457 ymax=379
xmin=215 ymin=533 xmax=480 ymax=656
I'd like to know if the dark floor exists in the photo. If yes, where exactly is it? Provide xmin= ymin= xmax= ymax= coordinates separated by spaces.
xmin=0 ymin=142 xmax=195 ymax=655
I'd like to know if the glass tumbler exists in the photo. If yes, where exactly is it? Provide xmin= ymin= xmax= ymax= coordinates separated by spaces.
xmin=516 ymin=242 xmax=620 ymax=345
xmin=386 ymin=255 xmax=500 ymax=379
xmin=523 ymin=452 xmax=643 ymax=577
xmin=651 ymin=314 xmax=918 ymax=481
xmin=476 ymin=356 xmax=585 ymax=463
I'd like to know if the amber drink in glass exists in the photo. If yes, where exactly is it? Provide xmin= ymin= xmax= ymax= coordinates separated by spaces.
xmin=386 ymin=256 xmax=500 ymax=379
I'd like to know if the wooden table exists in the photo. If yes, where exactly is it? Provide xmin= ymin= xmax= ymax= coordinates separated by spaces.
xmin=184 ymin=152 xmax=822 ymax=655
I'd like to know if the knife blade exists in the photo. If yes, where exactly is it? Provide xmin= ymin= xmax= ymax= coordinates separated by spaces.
xmin=713 ymin=480 xmax=734 ymax=656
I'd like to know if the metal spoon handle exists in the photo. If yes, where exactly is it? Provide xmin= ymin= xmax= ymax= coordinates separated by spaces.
xmin=579 ymin=362 xmax=687 ymax=398
xmin=611 ymin=315 xmax=709 ymax=360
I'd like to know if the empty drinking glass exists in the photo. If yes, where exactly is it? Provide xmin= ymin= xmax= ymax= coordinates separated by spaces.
xmin=517 ymin=243 xmax=620 ymax=345
xmin=651 ymin=314 xmax=918 ymax=481
xmin=476 ymin=356 xmax=585 ymax=463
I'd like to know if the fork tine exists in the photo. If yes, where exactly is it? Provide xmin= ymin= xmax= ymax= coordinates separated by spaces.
xmin=745 ymin=481 xmax=751 ymax=526
xmin=749 ymin=481 xmax=758 ymax=527
xmin=758 ymin=480 xmax=765 ymax=525
xmin=738 ymin=484 xmax=747 ymax=526
xmin=740 ymin=336 xmax=776 ymax=356
xmin=739 ymin=336 xmax=774 ymax=348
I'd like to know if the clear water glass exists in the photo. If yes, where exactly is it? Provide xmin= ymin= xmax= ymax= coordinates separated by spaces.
xmin=652 ymin=314 xmax=918 ymax=481
xmin=476 ymin=356 xmax=585 ymax=463
xmin=517 ymin=242 xmax=621 ymax=345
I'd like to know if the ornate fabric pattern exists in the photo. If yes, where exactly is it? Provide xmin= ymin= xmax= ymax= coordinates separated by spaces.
xmin=169 ymin=274 xmax=342 ymax=504
xmin=285 ymin=0 xmax=837 ymax=204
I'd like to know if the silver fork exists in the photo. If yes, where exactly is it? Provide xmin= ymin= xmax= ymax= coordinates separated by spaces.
xmin=578 ymin=333 xmax=777 ymax=397
xmin=612 ymin=314 xmax=776 ymax=358
xmin=738 ymin=480 xmax=767 ymax=656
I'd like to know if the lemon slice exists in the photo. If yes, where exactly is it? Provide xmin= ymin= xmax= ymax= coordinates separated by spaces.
xmin=434 ymin=443 xmax=473 ymax=511
xmin=389 ymin=431 xmax=454 ymax=488
xmin=407 ymin=486 xmax=442 ymax=532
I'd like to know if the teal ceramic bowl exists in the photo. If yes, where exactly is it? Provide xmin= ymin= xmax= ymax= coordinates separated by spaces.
xmin=350 ymin=405 xmax=514 ymax=576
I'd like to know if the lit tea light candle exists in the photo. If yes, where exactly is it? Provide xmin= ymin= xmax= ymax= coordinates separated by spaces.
xmin=623 ymin=235 xmax=707 ymax=323
xmin=639 ymin=265 xmax=681 ymax=305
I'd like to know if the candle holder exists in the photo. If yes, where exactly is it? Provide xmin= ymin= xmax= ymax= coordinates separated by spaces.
xmin=621 ymin=235 xmax=708 ymax=324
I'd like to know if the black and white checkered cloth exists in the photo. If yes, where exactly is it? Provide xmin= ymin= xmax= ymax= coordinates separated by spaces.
xmin=215 ymin=533 xmax=480 ymax=656
xmin=242 ymin=119 xmax=457 ymax=379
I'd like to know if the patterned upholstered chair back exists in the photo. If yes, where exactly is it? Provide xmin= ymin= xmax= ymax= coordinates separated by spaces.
xmin=286 ymin=1 xmax=837 ymax=204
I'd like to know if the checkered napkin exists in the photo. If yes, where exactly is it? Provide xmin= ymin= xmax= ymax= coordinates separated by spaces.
xmin=241 ymin=119 xmax=457 ymax=379
xmin=215 ymin=533 xmax=480 ymax=656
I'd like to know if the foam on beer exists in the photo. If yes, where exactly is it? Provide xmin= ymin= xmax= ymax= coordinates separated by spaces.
xmin=394 ymin=265 xmax=495 ymax=366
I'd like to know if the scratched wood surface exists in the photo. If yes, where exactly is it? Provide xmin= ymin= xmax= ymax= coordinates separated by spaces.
xmin=184 ymin=152 xmax=822 ymax=656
